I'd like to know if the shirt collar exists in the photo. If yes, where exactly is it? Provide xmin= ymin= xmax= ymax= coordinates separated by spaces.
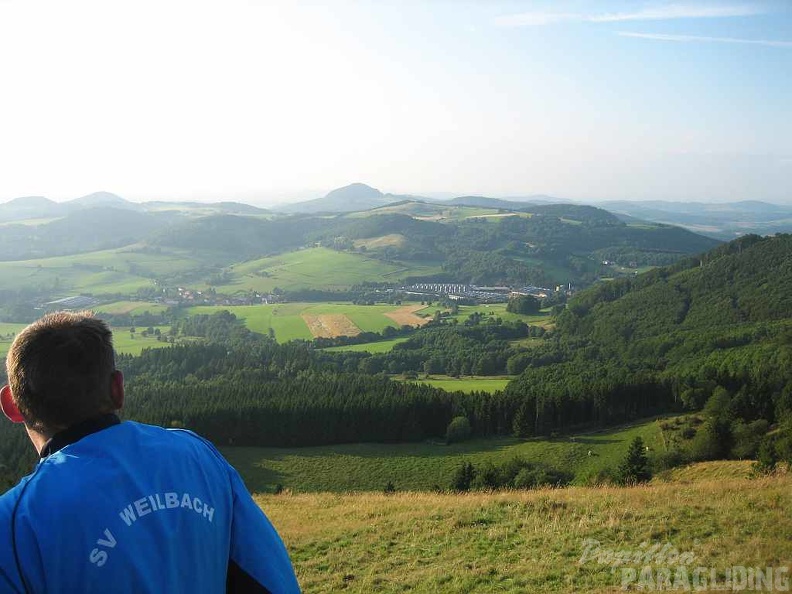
xmin=39 ymin=413 xmax=121 ymax=458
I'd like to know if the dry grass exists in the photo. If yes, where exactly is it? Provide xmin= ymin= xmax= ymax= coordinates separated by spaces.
xmin=353 ymin=234 xmax=407 ymax=250
xmin=257 ymin=470 xmax=792 ymax=593
xmin=301 ymin=314 xmax=362 ymax=338
xmin=385 ymin=304 xmax=431 ymax=327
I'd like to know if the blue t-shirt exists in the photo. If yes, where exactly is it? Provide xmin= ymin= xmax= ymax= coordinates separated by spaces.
xmin=0 ymin=419 xmax=300 ymax=593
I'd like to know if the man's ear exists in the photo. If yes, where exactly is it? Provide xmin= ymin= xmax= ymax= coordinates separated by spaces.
xmin=1 ymin=385 xmax=25 ymax=423
xmin=110 ymin=370 xmax=125 ymax=411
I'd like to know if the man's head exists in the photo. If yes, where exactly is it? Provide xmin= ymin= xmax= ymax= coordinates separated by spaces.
xmin=0 ymin=311 xmax=123 ymax=436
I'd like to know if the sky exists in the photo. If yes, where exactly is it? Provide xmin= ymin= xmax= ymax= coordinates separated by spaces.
xmin=0 ymin=0 xmax=789 ymax=205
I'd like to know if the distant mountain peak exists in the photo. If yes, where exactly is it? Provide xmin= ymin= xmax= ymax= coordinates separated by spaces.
xmin=324 ymin=183 xmax=383 ymax=199
xmin=280 ymin=183 xmax=395 ymax=213
xmin=2 ymin=195 xmax=54 ymax=206
xmin=0 ymin=195 xmax=64 ymax=222
xmin=70 ymin=191 xmax=129 ymax=205
xmin=68 ymin=191 xmax=143 ymax=211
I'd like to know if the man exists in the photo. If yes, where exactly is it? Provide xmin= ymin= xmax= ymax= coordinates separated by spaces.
xmin=0 ymin=312 xmax=300 ymax=593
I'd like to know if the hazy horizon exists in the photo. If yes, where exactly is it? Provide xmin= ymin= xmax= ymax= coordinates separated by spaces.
xmin=0 ymin=0 xmax=790 ymax=205
xmin=3 ymin=183 xmax=791 ymax=208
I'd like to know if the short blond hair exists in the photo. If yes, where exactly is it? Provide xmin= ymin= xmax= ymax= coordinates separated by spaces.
xmin=5 ymin=311 xmax=116 ymax=433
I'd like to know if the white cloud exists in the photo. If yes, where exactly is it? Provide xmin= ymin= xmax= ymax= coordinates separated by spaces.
xmin=495 ymin=3 xmax=763 ymax=27
xmin=590 ymin=4 xmax=763 ymax=22
xmin=618 ymin=31 xmax=792 ymax=48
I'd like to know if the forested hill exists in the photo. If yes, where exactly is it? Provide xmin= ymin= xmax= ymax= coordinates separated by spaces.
xmin=507 ymin=234 xmax=792 ymax=440
xmin=560 ymin=233 xmax=792 ymax=336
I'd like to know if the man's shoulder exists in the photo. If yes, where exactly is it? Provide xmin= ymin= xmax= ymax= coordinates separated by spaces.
xmin=0 ymin=472 xmax=35 ymax=522
xmin=115 ymin=421 xmax=230 ymax=468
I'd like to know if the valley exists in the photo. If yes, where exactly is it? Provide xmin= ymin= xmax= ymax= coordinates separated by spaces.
xmin=0 ymin=189 xmax=790 ymax=593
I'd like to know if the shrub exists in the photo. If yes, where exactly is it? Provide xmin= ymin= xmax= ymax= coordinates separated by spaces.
xmin=651 ymin=448 xmax=687 ymax=472
xmin=450 ymin=461 xmax=476 ymax=492
xmin=691 ymin=418 xmax=733 ymax=461
xmin=731 ymin=419 xmax=769 ymax=460
xmin=446 ymin=416 xmax=472 ymax=444
xmin=754 ymin=435 xmax=778 ymax=474
xmin=471 ymin=462 xmax=499 ymax=490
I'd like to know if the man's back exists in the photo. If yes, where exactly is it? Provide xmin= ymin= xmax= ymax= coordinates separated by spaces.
xmin=0 ymin=419 xmax=299 ymax=593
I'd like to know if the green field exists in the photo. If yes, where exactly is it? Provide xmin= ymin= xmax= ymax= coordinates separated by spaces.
xmin=347 ymin=204 xmax=499 ymax=222
xmin=223 ymin=418 xmax=666 ymax=493
xmin=261 ymin=468 xmax=791 ymax=593
xmin=324 ymin=337 xmax=410 ymax=353
xmin=0 ymin=246 xmax=212 ymax=294
xmin=0 ymin=323 xmax=28 ymax=358
xmin=402 ymin=375 xmax=513 ymax=393
xmin=185 ymin=303 xmax=431 ymax=343
xmin=1 ymin=322 xmax=173 ymax=357
xmin=445 ymin=303 xmax=554 ymax=327
xmin=211 ymin=248 xmax=440 ymax=293
xmin=111 ymin=326 xmax=173 ymax=355
xmin=95 ymin=301 xmax=170 ymax=315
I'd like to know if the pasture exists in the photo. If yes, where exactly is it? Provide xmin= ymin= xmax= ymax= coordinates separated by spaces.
xmin=210 ymin=247 xmax=440 ymax=293
xmin=445 ymin=303 xmax=554 ymax=328
xmin=0 ymin=323 xmax=27 ymax=358
xmin=223 ymin=419 xmax=666 ymax=493
xmin=112 ymin=326 xmax=173 ymax=355
xmin=262 ymin=468 xmax=791 ymax=593
xmin=403 ymin=375 xmax=513 ymax=394
xmin=323 ymin=337 xmax=410 ymax=354
xmin=0 ymin=246 xmax=210 ymax=294
xmin=185 ymin=303 xmax=432 ymax=343
xmin=1 ymin=322 xmax=172 ymax=357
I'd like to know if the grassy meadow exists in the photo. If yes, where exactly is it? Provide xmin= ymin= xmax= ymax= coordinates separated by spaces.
xmin=323 ymin=337 xmax=411 ymax=353
xmin=111 ymin=326 xmax=173 ymax=355
xmin=185 ymin=302 xmax=432 ymax=343
xmin=400 ymin=375 xmax=514 ymax=394
xmin=0 ymin=323 xmax=27 ymax=358
xmin=210 ymin=247 xmax=441 ymax=293
xmin=223 ymin=419 xmax=666 ymax=493
xmin=0 ymin=245 xmax=213 ymax=294
xmin=261 ymin=469 xmax=791 ymax=593
xmin=2 ymin=323 xmax=173 ymax=357
xmin=445 ymin=303 xmax=554 ymax=328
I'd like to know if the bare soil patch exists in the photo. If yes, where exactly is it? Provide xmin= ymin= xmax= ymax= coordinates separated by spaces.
xmin=302 ymin=314 xmax=362 ymax=338
xmin=385 ymin=305 xmax=430 ymax=328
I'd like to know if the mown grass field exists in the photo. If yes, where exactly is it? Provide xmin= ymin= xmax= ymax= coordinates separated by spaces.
xmin=260 ymin=468 xmax=791 ymax=593
xmin=0 ymin=246 xmax=211 ymax=294
xmin=185 ymin=303 xmax=432 ymax=343
xmin=223 ymin=419 xmax=666 ymax=493
xmin=323 ymin=337 xmax=410 ymax=353
xmin=0 ymin=323 xmax=27 ymax=358
xmin=211 ymin=247 xmax=441 ymax=293
xmin=1 ymin=322 xmax=173 ymax=356
xmin=446 ymin=304 xmax=554 ymax=328
xmin=400 ymin=375 xmax=514 ymax=394
xmin=346 ymin=203 xmax=497 ymax=222
xmin=111 ymin=326 xmax=173 ymax=355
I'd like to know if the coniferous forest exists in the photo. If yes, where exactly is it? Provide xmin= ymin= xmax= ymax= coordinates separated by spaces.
xmin=1 ymin=234 xmax=792 ymax=487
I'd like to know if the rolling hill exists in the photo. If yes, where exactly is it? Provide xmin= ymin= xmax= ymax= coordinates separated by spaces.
xmin=506 ymin=233 xmax=792 ymax=437
xmin=0 ymin=208 xmax=177 ymax=261
xmin=278 ymin=183 xmax=422 ymax=214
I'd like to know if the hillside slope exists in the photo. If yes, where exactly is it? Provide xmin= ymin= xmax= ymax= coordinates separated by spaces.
xmin=507 ymin=234 xmax=792 ymax=436
xmin=262 ymin=470 xmax=791 ymax=593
